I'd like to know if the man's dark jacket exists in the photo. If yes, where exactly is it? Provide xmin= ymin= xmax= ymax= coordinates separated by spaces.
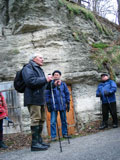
xmin=96 ymin=79 xmax=117 ymax=104
xmin=45 ymin=80 xmax=70 ymax=111
xmin=22 ymin=60 xmax=47 ymax=106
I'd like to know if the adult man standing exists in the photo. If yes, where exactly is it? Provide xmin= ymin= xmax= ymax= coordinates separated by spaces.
xmin=96 ymin=73 xmax=118 ymax=130
xmin=46 ymin=70 xmax=70 ymax=141
xmin=22 ymin=54 xmax=52 ymax=151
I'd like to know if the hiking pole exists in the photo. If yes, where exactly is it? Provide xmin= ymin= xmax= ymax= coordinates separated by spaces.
xmin=51 ymin=82 xmax=62 ymax=152
xmin=58 ymin=86 xmax=70 ymax=144
xmin=56 ymin=111 xmax=62 ymax=152
xmin=64 ymin=110 xmax=70 ymax=144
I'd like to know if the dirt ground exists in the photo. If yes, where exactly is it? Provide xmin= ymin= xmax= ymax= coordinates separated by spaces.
xmin=0 ymin=119 xmax=119 ymax=153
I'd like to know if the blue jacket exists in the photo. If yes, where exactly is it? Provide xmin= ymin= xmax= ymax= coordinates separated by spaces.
xmin=96 ymin=79 xmax=117 ymax=104
xmin=45 ymin=81 xmax=70 ymax=111
xmin=22 ymin=60 xmax=47 ymax=106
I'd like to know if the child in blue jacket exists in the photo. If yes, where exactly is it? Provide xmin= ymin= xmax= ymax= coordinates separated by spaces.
xmin=96 ymin=73 xmax=118 ymax=129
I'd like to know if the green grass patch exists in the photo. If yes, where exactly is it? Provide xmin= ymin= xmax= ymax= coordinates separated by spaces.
xmin=9 ymin=49 xmax=20 ymax=54
xmin=92 ymin=42 xmax=109 ymax=49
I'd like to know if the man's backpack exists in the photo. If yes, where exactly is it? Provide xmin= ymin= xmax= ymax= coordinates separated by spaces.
xmin=14 ymin=65 xmax=26 ymax=93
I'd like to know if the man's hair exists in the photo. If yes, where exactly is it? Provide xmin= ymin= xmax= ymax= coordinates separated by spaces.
xmin=29 ymin=52 xmax=43 ymax=61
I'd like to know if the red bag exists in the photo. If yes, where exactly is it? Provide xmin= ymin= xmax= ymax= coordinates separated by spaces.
xmin=0 ymin=92 xmax=8 ymax=120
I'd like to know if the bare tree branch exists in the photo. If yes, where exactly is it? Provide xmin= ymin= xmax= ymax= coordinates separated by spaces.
xmin=82 ymin=0 xmax=118 ymax=23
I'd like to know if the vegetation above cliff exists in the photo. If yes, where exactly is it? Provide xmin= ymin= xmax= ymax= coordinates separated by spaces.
xmin=58 ymin=0 xmax=119 ymax=80
xmin=91 ymin=42 xmax=120 ymax=80
xmin=59 ymin=0 xmax=112 ymax=35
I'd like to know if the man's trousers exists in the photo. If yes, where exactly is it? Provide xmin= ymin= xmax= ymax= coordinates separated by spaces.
xmin=102 ymin=102 xmax=118 ymax=125
xmin=50 ymin=110 xmax=67 ymax=138
xmin=28 ymin=105 xmax=45 ymax=126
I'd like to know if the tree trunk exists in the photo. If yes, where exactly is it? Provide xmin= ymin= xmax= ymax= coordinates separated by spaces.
xmin=1 ymin=0 xmax=9 ymax=26
xmin=92 ymin=0 xmax=98 ymax=14
xmin=117 ymin=0 xmax=120 ymax=25
xmin=78 ymin=0 xmax=81 ymax=4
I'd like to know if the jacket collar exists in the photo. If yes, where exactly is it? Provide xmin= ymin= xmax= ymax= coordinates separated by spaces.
xmin=29 ymin=60 xmax=42 ymax=69
xmin=101 ymin=79 xmax=110 ymax=83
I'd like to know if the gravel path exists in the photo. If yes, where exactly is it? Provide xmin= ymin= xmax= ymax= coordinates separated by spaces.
xmin=0 ymin=128 xmax=120 ymax=160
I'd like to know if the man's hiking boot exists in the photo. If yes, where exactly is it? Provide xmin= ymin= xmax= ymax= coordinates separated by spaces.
xmin=51 ymin=137 xmax=57 ymax=142
xmin=38 ymin=125 xmax=50 ymax=148
xmin=99 ymin=122 xmax=108 ymax=130
xmin=0 ymin=141 xmax=8 ymax=149
xmin=113 ymin=124 xmax=118 ymax=128
xmin=63 ymin=135 xmax=72 ymax=138
xmin=31 ymin=126 xmax=48 ymax=151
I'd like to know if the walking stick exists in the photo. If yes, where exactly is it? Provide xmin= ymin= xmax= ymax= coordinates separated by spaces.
xmin=51 ymin=82 xmax=62 ymax=152
xmin=56 ymin=111 xmax=62 ymax=152
xmin=57 ymin=86 xmax=70 ymax=144
xmin=63 ymin=110 xmax=70 ymax=144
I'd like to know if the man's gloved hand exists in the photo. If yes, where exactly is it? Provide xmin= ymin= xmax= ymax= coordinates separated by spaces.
xmin=47 ymin=104 xmax=51 ymax=112
xmin=104 ymin=91 xmax=110 ymax=96
xmin=66 ymin=103 xmax=70 ymax=112
xmin=98 ymin=92 xmax=102 ymax=97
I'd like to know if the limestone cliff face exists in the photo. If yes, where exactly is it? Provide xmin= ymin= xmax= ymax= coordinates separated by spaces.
xmin=0 ymin=0 xmax=119 ymax=82
xmin=0 ymin=0 xmax=120 ymax=131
